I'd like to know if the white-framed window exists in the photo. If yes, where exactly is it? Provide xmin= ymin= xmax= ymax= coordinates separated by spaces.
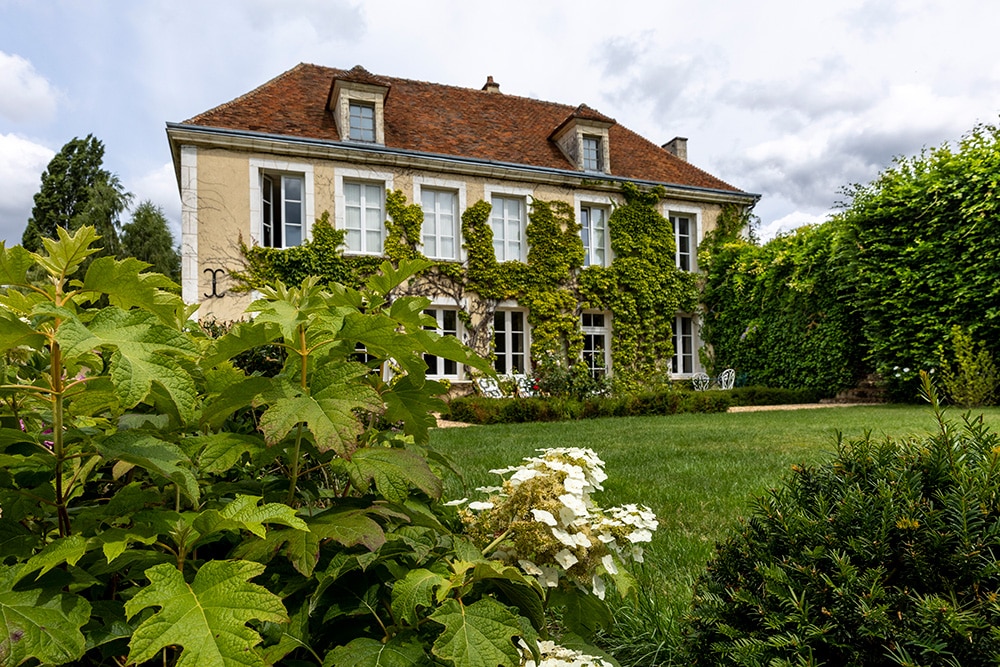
xmin=580 ymin=205 xmax=609 ymax=267
xmin=669 ymin=212 xmax=698 ymax=272
xmin=348 ymin=101 xmax=376 ymax=142
xmin=249 ymin=159 xmax=315 ymax=249
xmin=582 ymin=135 xmax=603 ymax=172
xmin=485 ymin=185 xmax=532 ymax=263
xmin=493 ymin=308 xmax=528 ymax=375
xmin=491 ymin=196 xmax=525 ymax=262
xmin=421 ymin=188 xmax=459 ymax=260
xmin=424 ymin=307 xmax=462 ymax=379
xmin=336 ymin=168 xmax=393 ymax=256
xmin=671 ymin=315 xmax=695 ymax=376
xmin=581 ymin=311 xmax=611 ymax=379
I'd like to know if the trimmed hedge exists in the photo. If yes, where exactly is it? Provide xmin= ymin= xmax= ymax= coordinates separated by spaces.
xmin=727 ymin=385 xmax=825 ymax=407
xmin=444 ymin=390 xmax=731 ymax=425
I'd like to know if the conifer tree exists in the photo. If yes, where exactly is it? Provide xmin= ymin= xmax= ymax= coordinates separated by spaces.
xmin=121 ymin=200 xmax=181 ymax=281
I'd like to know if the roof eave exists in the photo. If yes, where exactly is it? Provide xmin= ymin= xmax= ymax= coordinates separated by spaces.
xmin=165 ymin=122 xmax=760 ymax=205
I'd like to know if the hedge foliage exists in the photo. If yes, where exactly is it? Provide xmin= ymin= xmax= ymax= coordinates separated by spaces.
xmin=680 ymin=380 xmax=1000 ymax=666
xmin=702 ymin=123 xmax=1000 ymax=402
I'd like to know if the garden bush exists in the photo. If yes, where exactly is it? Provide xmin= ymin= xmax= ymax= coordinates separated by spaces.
xmin=680 ymin=376 xmax=1000 ymax=666
xmin=0 ymin=229 xmax=639 ymax=667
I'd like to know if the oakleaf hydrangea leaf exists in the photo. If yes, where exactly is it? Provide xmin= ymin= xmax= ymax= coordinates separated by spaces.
xmin=125 ymin=560 xmax=287 ymax=667
xmin=382 ymin=374 xmax=448 ymax=445
xmin=341 ymin=447 xmax=443 ymax=502
xmin=324 ymin=635 xmax=427 ymax=667
xmin=391 ymin=568 xmax=450 ymax=626
xmin=0 ymin=564 xmax=91 ymax=666
xmin=429 ymin=598 xmax=523 ymax=667
xmin=98 ymin=432 xmax=199 ymax=504
xmin=192 ymin=495 xmax=307 ymax=539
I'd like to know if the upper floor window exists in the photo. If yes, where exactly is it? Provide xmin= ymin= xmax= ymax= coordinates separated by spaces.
xmin=494 ymin=309 xmax=528 ymax=375
xmin=491 ymin=195 xmax=525 ymax=262
xmin=348 ymin=101 xmax=376 ymax=142
xmin=344 ymin=180 xmax=384 ymax=254
xmin=421 ymin=189 xmax=458 ymax=260
xmin=671 ymin=315 xmax=695 ymax=376
xmin=581 ymin=205 xmax=608 ymax=267
xmin=261 ymin=173 xmax=304 ymax=248
xmin=582 ymin=135 xmax=603 ymax=171
xmin=581 ymin=311 xmax=611 ymax=379
xmin=671 ymin=214 xmax=693 ymax=271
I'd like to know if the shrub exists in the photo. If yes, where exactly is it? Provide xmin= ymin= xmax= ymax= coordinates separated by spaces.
xmin=939 ymin=325 xmax=999 ymax=407
xmin=680 ymin=375 xmax=1000 ymax=666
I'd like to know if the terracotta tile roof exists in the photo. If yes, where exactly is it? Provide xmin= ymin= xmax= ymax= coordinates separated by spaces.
xmin=184 ymin=63 xmax=747 ymax=194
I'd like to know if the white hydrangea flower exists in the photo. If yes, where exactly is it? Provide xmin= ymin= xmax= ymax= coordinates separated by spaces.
xmin=444 ymin=498 xmax=468 ymax=506
xmin=601 ymin=554 xmax=618 ymax=575
xmin=531 ymin=509 xmax=558 ymax=526
xmin=468 ymin=501 xmax=494 ymax=511
xmin=591 ymin=573 xmax=606 ymax=600
xmin=539 ymin=565 xmax=560 ymax=587
xmin=551 ymin=527 xmax=579 ymax=547
xmin=554 ymin=549 xmax=578 ymax=570
xmin=519 ymin=559 xmax=543 ymax=575
xmin=520 ymin=640 xmax=614 ymax=667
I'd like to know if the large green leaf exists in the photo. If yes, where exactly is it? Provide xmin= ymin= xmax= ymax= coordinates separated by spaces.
xmin=0 ymin=310 xmax=45 ymax=350
xmin=391 ymin=568 xmax=450 ymax=626
xmin=258 ymin=365 xmax=380 ymax=456
xmin=324 ymin=635 xmax=427 ymax=667
xmin=184 ymin=433 xmax=267 ymax=473
xmin=125 ymin=560 xmax=287 ymax=667
xmin=201 ymin=320 xmax=283 ymax=369
xmin=0 ymin=564 xmax=91 ymax=666
xmin=56 ymin=307 xmax=198 ymax=420
xmin=200 ymin=376 xmax=272 ymax=430
xmin=364 ymin=258 xmax=435 ymax=297
xmin=548 ymin=586 xmax=613 ymax=641
xmin=340 ymin=447 xmax=443 ymax=502
xmin=79 ymin=255 xmax=186 ymax=326
xmin=23 ymin=534 xmax=88 ymax=579
xmin=33 ymin=225 xmax=101 ymax=279
xmin=98 ymin=432 xmax=199 ymax=504
xmin=192 ymin=495 xmax=308 ymax=540
xmin=0 ymin=242 xmax=34 ymax=288
xmin=428 ymin=597 xmax=523 ymax=667
xmin=382 ymin=374 xmax=447 ymax=445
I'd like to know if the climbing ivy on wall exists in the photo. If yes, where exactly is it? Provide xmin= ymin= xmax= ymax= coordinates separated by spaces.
xmin=237 ymin=184 xmax=697 ymax=391
xmin=698 ymin=207 xmax=866 ymax=393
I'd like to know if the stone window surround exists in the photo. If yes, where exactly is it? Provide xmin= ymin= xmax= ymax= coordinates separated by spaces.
xmin=413 ymin=176 xmax=467 ymax=262
xmin=249 ymin=158 xmax=316 ymax=249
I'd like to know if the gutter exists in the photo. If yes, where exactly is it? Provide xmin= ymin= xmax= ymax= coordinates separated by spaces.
xmin=165 ymin=123 xmax=761 ymax=206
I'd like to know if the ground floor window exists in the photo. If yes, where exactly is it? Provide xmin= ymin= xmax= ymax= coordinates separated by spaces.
xmin=493 ymin=309 xmax=528 ymax=375
xmin=581 ymin=311 xmax=611 ymax=378
xmin=671 ymin=315 xmax=695 ymax=376
xmin=424 ymin=307 xmax=461 ymax=378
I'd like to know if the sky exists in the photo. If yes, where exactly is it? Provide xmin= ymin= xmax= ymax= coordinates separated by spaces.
xmin=2 ymin=0 xmax=1000 ymax=245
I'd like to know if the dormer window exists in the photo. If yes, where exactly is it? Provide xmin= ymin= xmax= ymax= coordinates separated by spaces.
xmin=550 ymin=105 xmax=615 ymax=173
xmin=582 ymin=135 xmax=602 ymax=171
xmin=349 ymin=101 xmax=376 ymax=142
xmin=328 ymin=66 xmax=390 ymax=145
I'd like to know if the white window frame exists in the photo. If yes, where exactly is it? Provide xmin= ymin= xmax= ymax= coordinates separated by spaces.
xmin=493 ymin=305 xmax=530 ymax=376
xmin=671 ymin=314 xmax=697 ymax=377
xmin=581 ymin=310 xmax=612 ymax=379
xmin=665 ymin=205 xmax=701 ymax=272
xmin=485 ymin=184 xmax=532 ymax=263
xmin=414 ymin=176 xmax=466 ymax=261
xmin=348 ymin=100 xmax=376 ymax=142
xmin=335 ymin=168 xmax=394 ymax=256
xmin=424 ymin=302 xmax=464 ymax=380
xmin=576 ymin=194 xmax=614 ymax=268
xmin=582 ymin=135 xmax=603 ymax=172
xmin=249 ymin=158 xmax=315 ymax=249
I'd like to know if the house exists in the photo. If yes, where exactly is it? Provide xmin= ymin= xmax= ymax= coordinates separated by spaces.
xmin=166 ymin=64 xmax=758 ymax=387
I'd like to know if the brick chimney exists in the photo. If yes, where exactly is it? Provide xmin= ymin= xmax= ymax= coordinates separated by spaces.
xmin=663 ymin=136 xmax=688 ymax=161
xmin=482 ymin=75 xmax=500 ymax=93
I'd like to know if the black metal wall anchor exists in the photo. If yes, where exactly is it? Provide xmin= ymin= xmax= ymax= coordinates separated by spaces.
xmin=204 ymin=268 xmax=227 ymax=298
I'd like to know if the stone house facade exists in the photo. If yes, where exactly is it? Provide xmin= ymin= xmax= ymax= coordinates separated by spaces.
xmin=166 ymin=64 xmax=757 ymax=387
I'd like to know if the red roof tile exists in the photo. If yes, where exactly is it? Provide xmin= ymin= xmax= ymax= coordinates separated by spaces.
xmin=184 ymin=63 xmax=746 ymax=194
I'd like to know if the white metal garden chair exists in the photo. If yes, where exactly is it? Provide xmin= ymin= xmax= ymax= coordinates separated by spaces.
xmin=512 ymin=374 xmax=538 ymax=397
xmin=717 ymin=368 xmax=736 ymax=390
xmin=691 ymin=372 xmax=711 ymax=391
xmin=474 ymin=376 xmax=506 ymax=398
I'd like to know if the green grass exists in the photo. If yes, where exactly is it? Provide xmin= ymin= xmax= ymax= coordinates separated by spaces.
xmin=429 ymin=404 xmax=1000 ymax=664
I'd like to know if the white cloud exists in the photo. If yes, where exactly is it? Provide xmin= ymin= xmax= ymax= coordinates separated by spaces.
xmin=0 ymin=133 xmax=54 ymax=243
xmin=0 ymin=52 xmax=59 ymax=124
xmin=757 ymin=210 xmax=831 ymax=243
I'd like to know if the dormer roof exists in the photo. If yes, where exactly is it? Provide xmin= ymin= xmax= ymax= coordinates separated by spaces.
xmin=181 ymin=63 xmax=748 ymax=194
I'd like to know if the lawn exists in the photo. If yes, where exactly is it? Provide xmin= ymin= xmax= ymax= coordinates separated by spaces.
xmin=429 ymin=404 xmax=1000 ymax=664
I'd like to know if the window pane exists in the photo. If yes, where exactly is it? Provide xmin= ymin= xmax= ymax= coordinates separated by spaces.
xmin=284 ymin=176 xmax=302 ymax=201
xmin=285 ymin=224 xmax=301 ymax=247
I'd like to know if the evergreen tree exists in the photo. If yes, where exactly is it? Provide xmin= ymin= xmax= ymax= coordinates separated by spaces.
xmin=22 ymin=134 xmax=131 ymax=256
xmin=121 ymin=201 xmax=181 ymax=281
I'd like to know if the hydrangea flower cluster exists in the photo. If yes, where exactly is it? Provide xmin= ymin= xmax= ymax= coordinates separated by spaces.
xmin=518 ymin=639 xmax=614 ymax=667
xmin=450 ymin=447 xmax=657 ymax=598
